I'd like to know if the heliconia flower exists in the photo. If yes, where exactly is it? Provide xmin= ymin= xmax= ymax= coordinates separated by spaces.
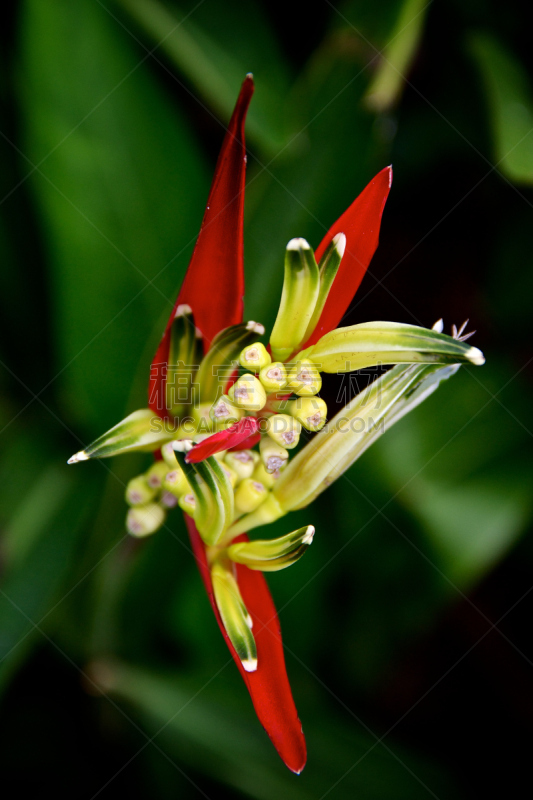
xmin=68 ymin=75 xmax=485 ymax=773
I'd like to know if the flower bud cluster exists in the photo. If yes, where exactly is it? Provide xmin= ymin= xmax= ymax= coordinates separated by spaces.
xmin=183 ymin=339 xmax=333 ymax=533
xmin=124 ymin=440 xmax=287 ymax=539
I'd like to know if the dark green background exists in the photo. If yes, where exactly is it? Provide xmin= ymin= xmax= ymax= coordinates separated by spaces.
xmin=1 ymin=1 xmax=532 ymax=797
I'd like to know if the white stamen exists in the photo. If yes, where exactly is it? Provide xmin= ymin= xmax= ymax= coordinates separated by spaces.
xmin=172 ymin=439 xmax=193 ymax=452
xmin=246 ymin=320 xmax=265 ymax=335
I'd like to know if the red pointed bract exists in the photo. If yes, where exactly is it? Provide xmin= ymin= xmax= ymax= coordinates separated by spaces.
xmin=149 ymin=76 xmax=254 ymax=416
xmin=186 ymin=417 xmax=259 ymax=463
xmin=185 ymin=517 xmax=307 ymax=773
xmin=228 ymin=430 xmax=261 ymax=451
xmin=305 ymin=166 xmax=392 ymax=347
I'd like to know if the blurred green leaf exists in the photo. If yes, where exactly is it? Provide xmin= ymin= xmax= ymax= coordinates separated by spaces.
xmin=97 ymin=659 xmax=460 ymax=799
xmin=409 ymin=474 xmax=531 ymax=585
xmin=117 ymin=0 xmax=293 ymax=153
xmin=2 ymin=464 xmax=71 ymax=567
xmin=365 ymin=0 xmax=430 ymax=112
xmin=374 ymin=362 xmax=533 ymax=586
xmin=0 ymin=468 xmax=99 ymax=693
xmin=19 ymin=0 xmax=209 ymax=432
xmin=469 ymin=32 xmax=533 ymax=183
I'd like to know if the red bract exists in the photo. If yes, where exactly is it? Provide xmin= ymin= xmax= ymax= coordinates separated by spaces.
xmin=149 ymin=75 xmax=253 ymax=418
xmin=186 ymin=516 xmax=306 ymax=773
xmin=186 ymin=417 xmax=260 ymax=463
xmin=304 ymin=165 xmax=392 ymax=348
xmin=149 ymin=75 xmax=391 ymax=772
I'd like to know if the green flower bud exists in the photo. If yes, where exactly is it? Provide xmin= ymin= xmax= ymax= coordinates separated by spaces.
xmin=239 ymin=342 xmax=271 ymax=371
xmin=234 ymin=478 xmax=268 ymax=514
xmin=126 ymin=503 xmax=166 ymax=537
xmin=286 ymin=360 xmax=322 ymax=396
xmin=191 ymin=403 xmax=216 ymax=434
xmin=228 ymin=374 xmax=267 ymax=411
xmin=306 ymin=320 xmax=486 ymax=373
xmin=218 ymin=462 xmax=238 ymax=489
xmin=289 ymin=396 xmax=328 ymax=431
xmin=160 ymin=491 xmax=179 ymax=509
xmin=145 ymin=461 xmax=170 ymax=489
xmin=161 ymin=441 xmax=180 ymax=470
xmin=125 ymin=476 xmax=157 ymax=506
xmin=68 ymin=409 xmax=177 ymax=463
xmin=196 ymin=321 xmax=265 ymax=404
xmin=162 ymin=467 xmax=189 ymax=497
xmin=259 ymin=437 xmax=289 ymax=473
xmin=227 ymin=493 xmax=284 ymax=537
xmin=225 ymin=449 xmax=256 ymax=481
xmin=209 ymin=395 xmax=244 ymax=427
xmin=211 ymin=562 xmax=257 ymax=672
xmin=252 ymin=460 xmax=282 ymax=489
xmin=178 ymin=492 xmax=196 ymax=517
xmin=258 ymin=362 xmax=287 ymax=392
xmin=303 ymin=233 xmax=346 ymax=342
xmin=165 ymin=304 xmax=198 ymax=418
xmin=174 ymin=445 xmax=234 ymax=546
xmin=228 ymin=525 xmax=314 ymax=571
xmin=266 ymin=413 xmax=302 ymax=449
xmin=270 ymin=238 xmax=320 ymax=362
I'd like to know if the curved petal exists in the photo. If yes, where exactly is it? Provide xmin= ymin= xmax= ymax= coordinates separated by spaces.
xmin=185 ymin=516 xmax=307 ymax=774
xmin=228 ymin=430 xmax=261 ymax=451
xmin=149 ymin=76 xmax=254 ymax=415
xmin=304 ymin=166 xmax=392 ymax=347
xmin=186 ymin=417 xmax=260 ymax=463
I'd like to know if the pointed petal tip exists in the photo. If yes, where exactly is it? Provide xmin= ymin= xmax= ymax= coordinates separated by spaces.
xmin=175 ymin=303 xmax=192 ymax=318
xmin=287 ymin=237 xmax=311 ymax=251
xmin=283 ymin=730 xmax=307 ymax=774
xmin=290 ymin=759 xmax=307 ymax=775
xmin=240 ymin=73 xmax=255 ymax=99
xmin=67 ymin=451 xmax=88 ymax=464
xmin=469 ymin=346 xmax=485 ymax=365
xmin=332 ymin=232 xmax=346 ymax=257
xmin=302 ymin=525 xmax=315 ymax=545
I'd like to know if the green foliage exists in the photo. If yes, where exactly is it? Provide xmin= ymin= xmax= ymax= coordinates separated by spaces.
xmin=1 ymin=0 xmax=532 ymax=796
